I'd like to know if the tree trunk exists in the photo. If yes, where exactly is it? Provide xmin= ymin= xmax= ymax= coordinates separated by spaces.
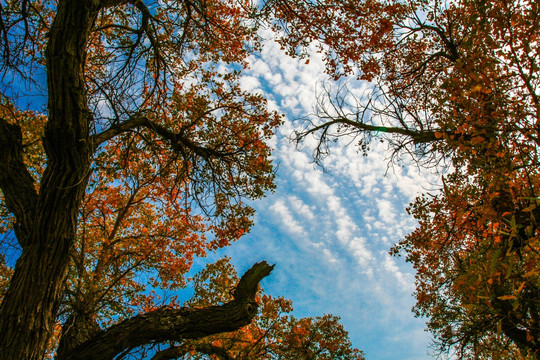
xmin=0 ymin=1 xmax=98 ymax=358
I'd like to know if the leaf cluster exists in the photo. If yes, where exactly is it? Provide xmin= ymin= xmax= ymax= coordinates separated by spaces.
xmin=147 ymin=257 xmax=365 ymax=360
xmin=268 ymin=0 xmax=540 ymax=357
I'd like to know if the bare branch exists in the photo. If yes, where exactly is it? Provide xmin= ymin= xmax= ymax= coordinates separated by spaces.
xmin=297 ymin=116 xmax=439 ymax=145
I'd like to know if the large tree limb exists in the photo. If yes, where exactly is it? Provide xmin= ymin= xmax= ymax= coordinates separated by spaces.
xmin=60 ymin=261 xmax=274 ymax=360
xmin=296 ymin=117 xmax=439 ymax=144
xmin=0 ymin=118 xmax=38 ymax=247
xmin=91 ymin=115 xmax=232 ymax=158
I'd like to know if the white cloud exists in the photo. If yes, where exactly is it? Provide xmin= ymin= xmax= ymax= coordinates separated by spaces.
xmin=269 ymin=199 xmax=306 ymax=236
xmin=250 ymin=57 xmax=271 ymax=77
xmin=322 ymin=248 xmax=339 ymax=263
xmin=381 ymin=252 xmax=414 ymax=292
xmin=288 ymin=195 xmax=315 ymax=221
xmin=224 ymin=31 xmax=437 ymax=360
xmin=377 ymin=199 xmax=396 ymax=225
xmin=239 ymin=75 xmax=261 ymax=93
xmin=349 ymin=236 xmax=373 ymax=268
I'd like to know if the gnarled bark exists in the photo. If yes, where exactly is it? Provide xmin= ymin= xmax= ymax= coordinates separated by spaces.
xmin=58 ymin=262 xmax=273 ymax=360
xmin=0 ymin=1 xmax=98 ymax=358
xmin=0 ymin=118 xmax=38 ymax=247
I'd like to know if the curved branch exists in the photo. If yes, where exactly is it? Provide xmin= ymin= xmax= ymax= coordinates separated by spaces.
xmin=60 ymin=261 xmax=274 ymax=360
xmin=0 ymin=118 xmax=38 ymax=247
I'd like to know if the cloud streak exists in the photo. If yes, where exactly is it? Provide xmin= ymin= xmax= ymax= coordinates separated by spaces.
xmin=217 ymin=30 xmax=439 ymax=360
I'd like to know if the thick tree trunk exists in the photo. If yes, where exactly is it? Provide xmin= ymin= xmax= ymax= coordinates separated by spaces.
xmin=0 ymin=243 xmax=74 ymax=359
xmin=0 ymin=2 xmax=274 ymax=359
xmin=0 ymin=1 xmax=98 ymax=358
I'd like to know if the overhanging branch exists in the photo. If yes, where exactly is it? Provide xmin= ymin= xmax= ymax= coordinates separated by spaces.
xmin=60 ymin=261 xmax=274 ymax=360
xmin=91 ymin=115 xmax=232 ymax=158
xmin=296 ymin=117 xmax=439 ymax=145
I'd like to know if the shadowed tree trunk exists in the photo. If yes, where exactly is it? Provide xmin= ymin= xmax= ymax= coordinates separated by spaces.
xmin=0 ymin=1 xmax=98 ymax=358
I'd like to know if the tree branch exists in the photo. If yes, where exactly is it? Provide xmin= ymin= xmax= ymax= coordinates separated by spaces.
xmin=151 ymin=343 xmax=235 ymax=360
xmin=60 ymin=261 xmax=274 ymax=360
xmin=99 ymin=0 xmax=130 ymax=7
xmin=91 ymin=115 xmax=232 ymax=158
xmin=296 ymin=117 xmax=439 ymax=145
xmin=0 ymin=118 xmax=38 ymax=247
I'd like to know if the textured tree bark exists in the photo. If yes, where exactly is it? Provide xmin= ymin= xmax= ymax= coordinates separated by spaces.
xmin=0 ymin=2 xmax=275 ymax=359
xmin=57 ymin=262 xmax=273 ymax=360
xmin=0 ymin=120 xmax=38 ymax=248
xmin=0 ymin=1 xmax=99 ymax=358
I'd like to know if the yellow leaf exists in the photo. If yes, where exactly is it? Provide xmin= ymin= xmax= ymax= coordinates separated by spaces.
xmin=471 ymin=84 xmax=483 ymax=93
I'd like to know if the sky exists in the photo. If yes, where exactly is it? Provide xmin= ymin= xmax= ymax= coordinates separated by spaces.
xmin=202 ymin=30 xmax=445 ymax=360
xmin=0 ymin=17 xmax=444 ymax=360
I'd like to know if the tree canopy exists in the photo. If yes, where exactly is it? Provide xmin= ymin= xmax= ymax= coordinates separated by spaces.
xmin=3 ymin=0 xmax=539 ymax=358
xmin=0 ymin=0 xmax=365 ymax=359
xmin=267 ymin=0 xmax=539 ymax=358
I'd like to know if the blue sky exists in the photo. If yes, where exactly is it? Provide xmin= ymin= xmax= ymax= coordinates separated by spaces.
xmin=0 ymin=22 xmax=443 ymax=359
xmin=205 ymin=31 xmax=444 ymax=360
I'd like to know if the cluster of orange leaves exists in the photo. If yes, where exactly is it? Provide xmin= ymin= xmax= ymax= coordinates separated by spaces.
xmin=269 ymin=0 xmax=539 ymax=357
xmin=177 ymin=257 xmax=365 ymax=360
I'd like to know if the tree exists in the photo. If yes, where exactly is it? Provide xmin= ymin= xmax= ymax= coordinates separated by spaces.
xmin=266 ymin=0 xmax=540 ymax=358
xmin=0 ymin=0 xmax=284 ymax=358
xmin=149 ymin=257 xmax=365 ymax=360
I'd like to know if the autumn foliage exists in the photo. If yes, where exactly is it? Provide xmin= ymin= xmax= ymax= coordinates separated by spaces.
xmin=3 ymin=0 xmax=539 ymax=358
xmin=152 ymin=257 xmax=365 ymax=360
xmin=0 ymin=0 xmax=361 ymax=358
xmin=268 ymin=0 xmax=540 ymax=358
